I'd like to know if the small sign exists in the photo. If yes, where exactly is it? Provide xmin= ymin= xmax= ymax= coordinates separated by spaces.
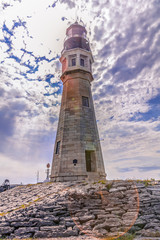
xmin=47 ymin=163 xmax=50 ymax=168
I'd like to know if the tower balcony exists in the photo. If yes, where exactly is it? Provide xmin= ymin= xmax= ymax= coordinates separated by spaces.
xmin=60 ymin=48 xmax=94 ymax=79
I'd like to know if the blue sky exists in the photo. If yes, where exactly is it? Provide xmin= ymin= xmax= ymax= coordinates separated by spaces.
xmin=0 ymin=0 xmax=160 ymax=184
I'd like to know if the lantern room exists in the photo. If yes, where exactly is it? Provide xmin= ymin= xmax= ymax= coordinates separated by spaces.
xmin=63 ymin=22 xmax=90 ymax=52
xmin=60 ymin=22 xmax=94 ymax=78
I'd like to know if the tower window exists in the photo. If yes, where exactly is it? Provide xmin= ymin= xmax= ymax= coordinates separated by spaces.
xmin=80 ymin=54 xmax=87 ymax=67
xmin=71 ymin=58 xmax=76 ymax=66
xmin=82 ymin=96 xmax=89 ymax=107
xmin=90 ymin=60 xmax=92 ymax=71
xmin=69 ymin=54 xmax=77 ymax=67
xmin=56 ymin=141 xmax=60 ymax=154
xmin=80 ymin=58 xmax=85 ymax=66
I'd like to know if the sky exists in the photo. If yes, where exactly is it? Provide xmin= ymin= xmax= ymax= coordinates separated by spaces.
xmin=0 ymin=0 xmax=160 ymax=184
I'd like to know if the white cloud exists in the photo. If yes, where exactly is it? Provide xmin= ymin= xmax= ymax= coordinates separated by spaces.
xmin=0 ymin=153 xmax=47 ymax=184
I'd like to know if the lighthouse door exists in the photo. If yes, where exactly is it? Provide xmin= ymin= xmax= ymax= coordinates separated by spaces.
xmin=85 ymin=151 xmax=96 ymax=172
xmin=85 ymin=151 xmax=91 ymax=172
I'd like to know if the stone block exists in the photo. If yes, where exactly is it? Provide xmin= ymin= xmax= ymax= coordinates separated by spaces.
xmin=40 ymin=225 xmax=65 ymax=232
xmin=0 ymin=222 xmax=10 ymax=227
xmin=79 ymin=215 xmax=95 ymax=223
xmin=63 ymin=229 xmax=78 ymax=237
xmin=0 ymin=226 xmax=14 ymax=234
xmin=11 ymin=221 xmax=31 ymax=227
xmin=34 ymin=230 xmax=52 ymax=238
xmin=65 ymin=221 xmax=75 ymax=227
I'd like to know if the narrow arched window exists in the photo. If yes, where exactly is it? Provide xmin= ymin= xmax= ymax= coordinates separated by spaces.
xmin=82 ymin=96 xmax=89 ymax=107
xmin=56 ymin=141 xmax=60 ymax=154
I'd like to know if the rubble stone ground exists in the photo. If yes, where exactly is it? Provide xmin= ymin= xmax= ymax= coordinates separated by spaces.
xmin=0 ymin=180 xmax=160 ymax=239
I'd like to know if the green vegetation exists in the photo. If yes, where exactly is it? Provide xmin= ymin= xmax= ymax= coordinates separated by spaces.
xmin=33 ymin=197 xmax=41 ymax=202
xmin=127 ymin=179 xmax=134 ymax=183
xmin=98 ymin=180 xmax=107 ymax=184
xmin=136 ymin=178 xmax=156 ymax=187
xmin=93 ymin=180 xmax=107 ymax=184
xmin=26 ymin=182 xmax=43 ymax=187
xmin=116 ymin=233 xmax=136 ymax=240
xmin=106 ymin=182 xmax=113 ymax=191
xmin=0 ymin=213 xmax=5 ymax=216
xmin=149 ymin=231 xmax=160 ymax=237
xmin=45 ymin=181 xmax=52 ymax=184
xmin=0 ymin=238 xmax=33 ymax=240
xmin=20 ymin=204 xmax=27 ymax=208
xmin=97 ymin=233 xmax=136 ymax=240
xmin=26 ymin=183 xmax=34 ymax=187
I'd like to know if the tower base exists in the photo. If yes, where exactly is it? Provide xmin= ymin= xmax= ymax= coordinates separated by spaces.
xmin=50 ymin=173 xmax=106 ymax=182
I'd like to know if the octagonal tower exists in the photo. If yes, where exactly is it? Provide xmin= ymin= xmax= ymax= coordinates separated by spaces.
xmin=50 ymin=22 xmax=106 ymax=182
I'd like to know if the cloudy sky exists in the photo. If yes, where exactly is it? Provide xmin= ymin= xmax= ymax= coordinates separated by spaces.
xmin=0 ymin=0 xmax=160 ymax=184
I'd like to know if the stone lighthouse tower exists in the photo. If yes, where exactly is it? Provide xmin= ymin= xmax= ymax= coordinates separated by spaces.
xmin=50 ymin=22 xmax=106 ymax=182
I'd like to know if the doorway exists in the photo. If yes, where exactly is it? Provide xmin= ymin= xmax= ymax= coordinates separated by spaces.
xmin=85 ymin=150 xmax=96 ymax=172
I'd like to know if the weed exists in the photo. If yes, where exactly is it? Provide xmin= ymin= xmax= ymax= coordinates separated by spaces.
xmin=116 ymin=233 xmax=136 ymax=240
xmin=20 ymin=204 xmax=27 ymax=208
xmin=98 ymin=180 xmax=107 ymax=184
xmin=26 ymin=184 xmax=34 ymax=187
xmin=127 ymin=179 xmax=134 ymax=183
xmin=150 ymin=231 xmax=160 ymax=237
xmin=136 ymin=179 xmax=156 ymax=187
xmin=33 ymin=197 xmax=41 ymax=202
xmin=0 ymin=212 xmax=5 ymax=216
xmin=106 ymin=182 xmax=113 ymax=191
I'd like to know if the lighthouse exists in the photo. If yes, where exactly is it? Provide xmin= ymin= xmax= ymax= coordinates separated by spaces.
xmin=50 ymin=22 xmax=106 ymax=182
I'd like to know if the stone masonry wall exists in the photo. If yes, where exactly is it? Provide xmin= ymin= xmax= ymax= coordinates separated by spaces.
xmin=51 ymin=71 xmax=106 ymax=182
xmin=0 ymin=180 xmax=160 ymax=239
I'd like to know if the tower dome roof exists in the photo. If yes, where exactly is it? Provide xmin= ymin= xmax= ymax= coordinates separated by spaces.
xmin=66 ymin=22 xmax=87 ymax=36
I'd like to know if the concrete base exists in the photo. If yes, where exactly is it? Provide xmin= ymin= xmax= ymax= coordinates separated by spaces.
xmin=50 ymin=172 xmax=106 ymax=182
xmin=51 ymin=175 xmax=87 ymax=182
xmin=86 ymin=172 xmax=106 ymax=181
